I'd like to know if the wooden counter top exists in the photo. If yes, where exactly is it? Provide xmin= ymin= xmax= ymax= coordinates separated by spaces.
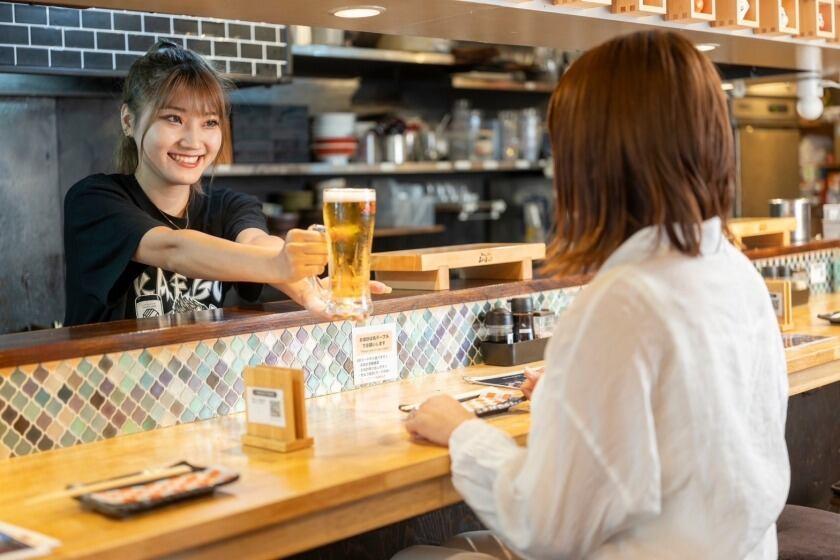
xmin=2 ymin=291 xmax=840 ymax=558
xmin=0 ymin=363 xmax=534 ymax=560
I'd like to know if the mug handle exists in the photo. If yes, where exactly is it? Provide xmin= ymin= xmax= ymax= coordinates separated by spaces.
xmin=306 ymin=224 xmax=329 ymax=298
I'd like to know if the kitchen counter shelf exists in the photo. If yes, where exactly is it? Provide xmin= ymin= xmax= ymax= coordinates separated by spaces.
xmin=210 ymin=160 xmax=549 ymax=177
xmin=292 ymin=44 xmax=457 ymax=66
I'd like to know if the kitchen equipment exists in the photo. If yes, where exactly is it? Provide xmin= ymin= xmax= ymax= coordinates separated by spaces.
xmin=484 ymin=306 xmax=514 ymax=344
xmin=356 ymin=126 xmax=381 ymax=164
xmin=769 ymin=198 xmax=811 ymax=243
xmin=519 ymin=108 xmax=543 ymax=162
xmin=533 ymin=309 xmax=557 ymax=338
xmin=497 ymin=110 xmax=520 ymax=161
xmin=823 ymin=203 xmax=840 ymax=239
xmin=383 ymin=133 xmax=407 ymax=164
xmin=510 ymin=296 xmax=535 ymax=342
xmin=417 ymin=130 xmax=441 ymax=161
xmin=311 ymin=27 xmax=345 ymax=46
xmin=731 ymin=97 xmax=801 ymax=217
xmin=311 ymin=138 xmax=358 ymax=164
xmin=448 ymin=100 xmax=481 ymax=161
xmin=312 ymin=112 xmax=356 ymax=139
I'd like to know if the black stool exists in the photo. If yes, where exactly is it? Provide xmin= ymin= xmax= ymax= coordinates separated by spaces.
xmin=777 ymin=504 xmax=840 ymax=559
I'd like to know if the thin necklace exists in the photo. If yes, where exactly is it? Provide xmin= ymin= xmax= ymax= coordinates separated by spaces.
xmin=158 ymin=196 xmax=190 ymax=230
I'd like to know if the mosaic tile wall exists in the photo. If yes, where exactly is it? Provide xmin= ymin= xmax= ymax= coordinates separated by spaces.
xmin=0 ymin=287 xmax=580 ymax=458
xmin=752 ymin=248 xmax=840 ymax=294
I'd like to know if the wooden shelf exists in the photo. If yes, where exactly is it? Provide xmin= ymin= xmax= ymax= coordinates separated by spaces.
xmin=552 ymin=0 xmax=612 ymax=9
xmin=451 ymin=74 xmax=555 ymax=93
xmin=210 ymin=160 xmax=549 ymax=177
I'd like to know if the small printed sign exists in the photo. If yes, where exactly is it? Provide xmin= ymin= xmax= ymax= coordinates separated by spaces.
xmin=352 ymin=323 xmax=399 ymax=386
xmin=246 ymin=387 xmax=286 ymax=429
xmin=769 ymin=292 xmax=783 ymax=317
xmin=809 ymin=262 xmax=828 ymax=285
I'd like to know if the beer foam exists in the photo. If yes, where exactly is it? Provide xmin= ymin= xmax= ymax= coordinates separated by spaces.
xmin=323 ymin=188 xmax=376 ymax=203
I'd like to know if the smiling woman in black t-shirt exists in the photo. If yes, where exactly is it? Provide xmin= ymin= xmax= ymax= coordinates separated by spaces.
xmin=64 ymin=41 xmax=388 ymax=326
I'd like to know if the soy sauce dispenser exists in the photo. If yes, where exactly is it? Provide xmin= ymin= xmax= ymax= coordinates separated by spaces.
xmin=510 ymin=296 xmax=535 ymax=342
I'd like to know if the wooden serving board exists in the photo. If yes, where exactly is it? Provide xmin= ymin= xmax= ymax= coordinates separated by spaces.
xmin=371 ymin=243 xmax=546 ymax=290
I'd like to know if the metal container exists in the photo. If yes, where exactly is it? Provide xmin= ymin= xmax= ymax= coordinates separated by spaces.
xmin=519 ymin=108 xmax=543 ymax=162
xmin=356 ymin=129 xmax=381 ymax=164
xmin=769 ymin=198 xmax=811 ymax=243
xmin=383 ymin=134 xmax=407 ymax=164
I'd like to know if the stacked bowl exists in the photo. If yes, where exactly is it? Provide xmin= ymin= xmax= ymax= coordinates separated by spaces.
xmin=312 ymin=113 xmax=358 ymax=164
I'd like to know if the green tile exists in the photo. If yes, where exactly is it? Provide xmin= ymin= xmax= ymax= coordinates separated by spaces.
xmin=138 ymin=350 xmax=153 ymax=368
xmin=90 ymin=415 xmax=107 ymax=431
xmin=77 ymin=359 xmax=92 ymax=375
xmin=140 ymin=394 xmax=155 ymax=410
xmin=46 ymin=398 xmax=62 ymax=417
xmin=11 ymin=393 xmax=27 ymax=410
xmin=122 ymin=420 xmax=141 ymax=435
xmin=181 ymin=410 xmax=196 ymax=423
xmin=22 ymin=402 xmax=41 ymax=422
xmin=195 ymin=342 xmax=210 ymax=358
xmin=118 ymin=354 xmax=134 ymax=371
xmin=2 ymin=430 xmax=20 ymax=449
xmin=148 ymin=360 xmax=163 ymax=376
xmin=78 ymin=382 xmax=94 ymax=399
xmin=70 ymin=418 xmax=86 ymax=437
xmin=88 ymin=368 xmax=104 ymax=386
xmin=198 ymin=385 xmax=212 ymax=401
xmin=60 ymin=432 xmax=76 ymax=447
xmin=111 ymin=389 xmax=126 ymax=406
xmin=197 ymin=364 xmax=210 ymax=379
xmin=231 ymin=337 xmax=244 ymax=352
xmin=139 ymin=372 xmax=154 ymax=390
xmin=0 ymin=381 xmax=15 ymax=400
xmin=79 ymin=404 xmax=96 ymax=423
xmin=204 ymin=352 xmax=219 ymax=368
xmin=34 ymin=389 xmax=50 ymax=407
xmin=80 ymin=427 xmax=98 ymax=443
xmin=189 ymin=397 xmax=204 ymax=414
xmin=141 ymin=418 xmax=157 ymax=431
xmin=119 ymin=377 xmax=135 ymax=395
xmin=247 ymin=335 xmax=260 ymax=350
xmin=14 ymin=441 xmax=32 ymax=456
xmin=9 ymin=370 xmax=27 ymax=388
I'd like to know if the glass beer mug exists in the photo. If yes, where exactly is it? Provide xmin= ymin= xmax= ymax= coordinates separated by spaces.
xmin=320 ymin=187 xmax=377 ymax=320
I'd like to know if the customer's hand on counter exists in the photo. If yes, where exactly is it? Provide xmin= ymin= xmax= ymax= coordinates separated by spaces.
xmin=520 ymin=366 xmax=544 ymax=400
xmin=404 ymin=395 xmax=474 ymax=446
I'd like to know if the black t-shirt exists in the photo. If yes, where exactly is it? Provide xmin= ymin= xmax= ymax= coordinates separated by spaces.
xmin=63 ymin=173 xmax=268 ymax=326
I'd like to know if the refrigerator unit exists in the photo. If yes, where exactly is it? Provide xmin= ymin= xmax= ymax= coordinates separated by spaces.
xmin=731 ymin=96 xmax=801 ymax=218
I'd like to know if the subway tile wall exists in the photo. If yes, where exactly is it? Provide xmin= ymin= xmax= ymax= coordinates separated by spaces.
xmin=0 ymin=287 xmax=580 ymax=458
xmin=0 ymin=2 xmax=289 ymax=81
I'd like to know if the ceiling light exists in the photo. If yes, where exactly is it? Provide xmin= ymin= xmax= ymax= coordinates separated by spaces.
xmin=695 ymin=43 xmax=719 ymax=52
xmin=721 ymin=83 xmax=734 ymax=91
xmin=331 ymin=5 xmax=385 ymax=18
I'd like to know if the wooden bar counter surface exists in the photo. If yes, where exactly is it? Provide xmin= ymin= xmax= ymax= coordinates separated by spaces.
xmin=2 ymin=293 xmax=840 ymax=559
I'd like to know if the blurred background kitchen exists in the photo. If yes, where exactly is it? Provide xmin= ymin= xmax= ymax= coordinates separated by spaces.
xmin=3 ymin=7 xmax=840 ymax=333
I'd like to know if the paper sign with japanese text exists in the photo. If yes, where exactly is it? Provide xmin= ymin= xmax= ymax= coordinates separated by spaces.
xmin=352 ymin=323 xmax=399 ymax=386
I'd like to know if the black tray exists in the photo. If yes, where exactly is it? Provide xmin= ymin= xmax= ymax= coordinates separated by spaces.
xmin=480 ymin=337 xmax=548 ymax=367
xmin=817 ymin=312 xmax=840 ymax=324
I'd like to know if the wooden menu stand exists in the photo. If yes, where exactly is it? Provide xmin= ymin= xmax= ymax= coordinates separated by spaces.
xmin=371 ymin=243 xmax=546 ymax=291
xmin=765 ymin=279 xmax=794 ymax=331
xmin=242 ymin=366 xmax=313 ymax=453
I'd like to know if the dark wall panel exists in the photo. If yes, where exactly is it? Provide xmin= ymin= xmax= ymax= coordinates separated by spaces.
xmin=0 ymin=97 xmax=62 ymax=333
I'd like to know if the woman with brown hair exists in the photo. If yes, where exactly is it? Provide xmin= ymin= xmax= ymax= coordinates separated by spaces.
xmin=401 ymin=30 xmax=790 ymax=559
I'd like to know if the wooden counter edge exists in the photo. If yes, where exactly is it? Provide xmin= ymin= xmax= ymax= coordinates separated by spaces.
xmin=0 ymin=277 xmax=587 ymax=370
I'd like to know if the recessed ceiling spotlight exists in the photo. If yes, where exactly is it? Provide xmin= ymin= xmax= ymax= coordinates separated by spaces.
xmin=695 ymin=43 xmax=719 ymax=52
xmin=331 ymin=5 xmax=386 ymax=18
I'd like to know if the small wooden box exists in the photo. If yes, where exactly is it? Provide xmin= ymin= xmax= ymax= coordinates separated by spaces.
xmin=713 ymin=0 xmax=759 ymax=27
xmin=612 ymin=0 xmax=668 ymax=15
xmin=756 ymin=0 xmax=800 ymax=34
xmin=729 ymin=217 xmax=797 ymax=249
xmin=799 ymin=0 xmax=836 ymax=38
xmin=667 ymin=0 xmax=716 ymax=22
xmin=242 ymin=366 xmax=313 ymax=453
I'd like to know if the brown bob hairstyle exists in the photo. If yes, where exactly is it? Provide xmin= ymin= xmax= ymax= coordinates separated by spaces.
xmin=544 ymin=30 xmax=734 ymax=277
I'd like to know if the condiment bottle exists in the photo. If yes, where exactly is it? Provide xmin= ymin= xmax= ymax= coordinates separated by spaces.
xmin=510 ymin=296 xmax=534 ymax=342
xmin=484 ymin=306 xmax=514 ymax=344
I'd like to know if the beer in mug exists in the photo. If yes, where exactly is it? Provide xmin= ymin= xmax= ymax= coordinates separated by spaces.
xmin=323 ymin=188 xmax=376 ymax=319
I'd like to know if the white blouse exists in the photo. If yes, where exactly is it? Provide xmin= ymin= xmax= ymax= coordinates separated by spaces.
xmin=449 ymin=218 xmax=790 ymax=559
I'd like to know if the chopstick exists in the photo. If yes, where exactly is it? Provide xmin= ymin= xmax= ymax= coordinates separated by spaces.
xmin=26 ymin=464 xmax=194 ymax=503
